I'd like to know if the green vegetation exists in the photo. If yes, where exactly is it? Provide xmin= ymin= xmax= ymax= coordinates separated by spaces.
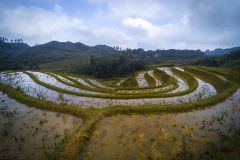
xmin=1 ymin=37 xmax=240 ymax=160
xmin=46 ymin=71 xmax=179 ymax=96
xmin=48 ymin=71 xmax=174 ymax=95
xmin=0 ymin=65 xmax=239 ymax=160
xmin=40 ymin=54 xmax=91 ymax=71
xmin=25 ymin=69 xmax=198 ymax=99
xmin=185 ymin=67 xmax=237 ymax=93
xmin=153 ymin=68 xmax=172 ymax=85
xmin=0 ymin=40 xmax=204 ymax=74
xmin=196 ymin=66 xmax=240 ymax=85
xmin=144 ymin=72 xmax=156 ymax=87
xmin=76 ymin=54 xmax=145 ymax=78
xmin=0 ymin=84 xmax=89 ymax=119
xmin=172 ymin=67 xmax=198 ymax=93
xmin=120 ymin=72 xmax=138 ymax=88
xmin=194 ymin=49 xmax=240 ymax=68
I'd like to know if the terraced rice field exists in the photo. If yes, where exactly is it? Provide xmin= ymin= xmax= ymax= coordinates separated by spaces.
xmin=0 ymin=66 xmax=239 ymax=159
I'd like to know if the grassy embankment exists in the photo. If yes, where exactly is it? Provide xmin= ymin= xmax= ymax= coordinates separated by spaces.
xmin=153 ymin=68 xmax=172 ymax=85
xmin=24 ymin=69 xmax=197 ymax=99
xmin=196 ymin=66 xmax=240 ymax=86
xmin=25 ymin=71 xmax=176 ymax=98
xmin=47 ymin=72 xmax=177 ymax=95
xmin=144 ymin=72 xmax=156 ymax=87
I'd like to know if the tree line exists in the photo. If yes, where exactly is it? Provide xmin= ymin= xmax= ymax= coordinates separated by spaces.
xmin=0 ymin=36 xmax=24 ymax=43
xmin=74 ymin=54 xmax=145 ymax=78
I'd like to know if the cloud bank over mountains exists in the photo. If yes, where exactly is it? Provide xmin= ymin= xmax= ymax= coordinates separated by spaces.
xmin=0 ymin=0 xmax=239 ymax=50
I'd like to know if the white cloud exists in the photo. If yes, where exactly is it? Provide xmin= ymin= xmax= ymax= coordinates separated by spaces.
xmin=108 ymin=0 xmax=167 ymax=19
xmin=0 ymin=5 xmax=89 ymax=45
xmin=122 ymin=17 xmax=191 ymax=49
xmin=0 ymin=5 xmax=138 ymax=48
xmin=87 ymin=0 xmax=171 ymax=19
xmin=1 ymin=0 xmax=240 ymax=50
xmin=123 ymin=18 xmax=158 ymax=37
xmin=88 ymin=0 xmax=240 ymax=50
xmin=93 ymin=27 xmax=137 ymax=48
xmin=121 ymin=16 xmax=236 ymax=50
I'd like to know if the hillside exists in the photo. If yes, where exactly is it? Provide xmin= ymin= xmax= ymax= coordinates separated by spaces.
xmin=194 ymin=49 xmax=240 ymax=68
xmin=0 ymin=41 xmax=30 ymax=55
xmin=205 ymin=46 xmax=240 ymax=56
xmin=0 ymin=41 xmax=204 ymax=72
xmin=0 ymin=41 xmax=117 ymax=70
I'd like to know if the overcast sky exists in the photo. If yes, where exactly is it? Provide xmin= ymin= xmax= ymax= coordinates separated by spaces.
xmin=0 ymin=0 xmax=240 ymax=50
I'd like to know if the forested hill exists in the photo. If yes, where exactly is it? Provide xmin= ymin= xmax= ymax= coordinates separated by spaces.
xmin=0 ymin=41 xmax=119 ymax=70
xmin=205 ymin=46 xmax=240 ymax=56
xmin=0 ymin=40 xmax=204 ymax=75
xmin=0 ymin=41 xmax=30 ymax=53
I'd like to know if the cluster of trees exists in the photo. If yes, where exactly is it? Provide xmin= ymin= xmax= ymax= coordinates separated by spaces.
xmin=75 ymin=54 xmax=145 ymax=78
xmin=0 ymin=36 xmax=23 ymax=43
xmin=119 ymin=48 xmax=204 ymax=64
xmin=113 ymin=46 xmax=123 ymax=51
xmin=194 ymin=57 xmax=223 ymax=67
xmin=194 ymin=49 xmax=240 ymax=67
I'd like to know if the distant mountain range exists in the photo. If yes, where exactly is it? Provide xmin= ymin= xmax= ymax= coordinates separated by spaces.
xmin=1 ymin=40 xmax=239 ymax=71
xmin=0 ymin=40 xmax=117 ymax=54
xmin=0 ymin=40 xmax=119 ymax=70
xmin=205 ymin=46 xmax=240 ymax=56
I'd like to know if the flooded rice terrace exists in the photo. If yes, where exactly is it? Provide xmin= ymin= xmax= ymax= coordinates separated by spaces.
xmin=147 ymin=70 xmax=161 ymax=86
xmin=82 ymin=89 xmax=240 ymax=160
xmin=0 ymin=92 xmax=82 ymax=160
xmin=28 ymin=71 xmax=100 ymax=95
xmin=158 ymin=67 xmax=189 ymax=93
xmin=136 ymin=72 xmax=149 ymax=88
xmin=0 ymin=67 xmax=217 ymax=108
xmin=0 ymin=67 xmax=239 ymax=159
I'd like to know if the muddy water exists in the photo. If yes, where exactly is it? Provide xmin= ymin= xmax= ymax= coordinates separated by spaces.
xmin=82 ymin=89 xmax=240 ymax=160
xmin=136 ymin=72 xmax=149 ymax=88
xmin=0 ymin=92 xmax=82 ymax=160
xmin=0 ymin=72 xmax=217 ymax=108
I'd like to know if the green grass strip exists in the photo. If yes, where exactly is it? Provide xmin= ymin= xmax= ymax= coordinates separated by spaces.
xmin=144 ymin=72 xmax=156 ymax=87
xmin=120 ymin=72 xmax=138 ymax=88
xmin=53 ymin=72 xmax=172 ymax=95
xmin=0 ymin=84 xmax=89 ymax=120
xmin=185 ymin=67 xmax=234 ymax=93
xmin=196 ymin=66 xmax=240 ymax=86
xmin=57 ymin=71 xmax=176 ymax=93
xmin=24 ymin=71 xmax=198 ymax=99
xmin=153 ymin=68 xmax=173 ymax=85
